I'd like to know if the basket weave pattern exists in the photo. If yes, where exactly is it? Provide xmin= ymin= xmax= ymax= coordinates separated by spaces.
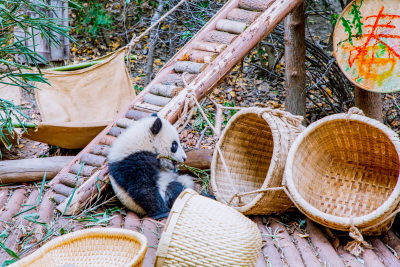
xmin=211 ymin=107 xmax=304 ymax=214
xmin=11 ymin=228 xmax=147 ymax=267
xmin=285 ymin=113 xmax=400 ymax=235
xmin=156 ymin=189 xmax=262 ymax=266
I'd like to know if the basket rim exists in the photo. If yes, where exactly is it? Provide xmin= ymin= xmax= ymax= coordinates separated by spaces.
xmin=155 ymin=188 xmax=197 ymax=267
xmin=284 ymin=113 xmax=400 ymax=228
xmin=11 ymin=228 xmax=148 ymax=266
xmin=210 ymin=107 xmax=280 ymax=212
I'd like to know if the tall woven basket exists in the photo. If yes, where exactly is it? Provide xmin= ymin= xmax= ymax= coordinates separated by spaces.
xmin=284 ymin=108 xmax=400 ymax=236
xmin=211 ymin=107 xmax=304 ymax=215
xmin=155 ymin=189 xmax=262 ymax=267
xmin=11 ymin=228 xmax=148 ymax=267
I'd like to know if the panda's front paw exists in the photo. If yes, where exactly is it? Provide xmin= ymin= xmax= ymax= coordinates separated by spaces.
xmin=160 ymin=158 xmax=178 ymax=172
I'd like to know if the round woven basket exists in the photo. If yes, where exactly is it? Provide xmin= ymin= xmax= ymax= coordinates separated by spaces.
xmin=284 ymin=109 xmax=400 ymax=236
xmin=155 ymin=189 xmax=262 ymax=266
xmin=211 ymin=107 xmax=304 ymax=215
xmin=11 ymin=228 xmax=148 ymax=267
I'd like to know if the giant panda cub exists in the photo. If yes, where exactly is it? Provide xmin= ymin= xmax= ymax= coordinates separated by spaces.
xmin=108 ymin=114 xmax=194 ymax=219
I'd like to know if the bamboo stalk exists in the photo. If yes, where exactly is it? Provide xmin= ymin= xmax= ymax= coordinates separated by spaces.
xmin=48 ymin=55 xmax=137 ymax=71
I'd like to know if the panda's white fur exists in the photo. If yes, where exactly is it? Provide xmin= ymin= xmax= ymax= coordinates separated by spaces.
xmin=108 ymin=115 xmax=193 ymax=219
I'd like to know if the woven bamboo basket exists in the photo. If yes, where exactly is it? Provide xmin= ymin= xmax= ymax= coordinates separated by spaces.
xmin=155 ymin=189 xmax=262 ymax=267
xmin=211 ymin=107 xmax=304 ymax=215
xmin=11 ymin=228 xmax=148 ymax=267
xmin=284 ymin=108 xmax=400 ymax=236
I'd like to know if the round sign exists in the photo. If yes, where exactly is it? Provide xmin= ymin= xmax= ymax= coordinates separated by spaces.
xmin=333 ymin=0 xmax=400 ymax=93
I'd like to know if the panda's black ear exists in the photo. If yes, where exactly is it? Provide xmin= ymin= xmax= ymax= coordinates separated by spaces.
xmin=151 ymin=113 xmax=158 ymax=117
xmin=150 ymin=117 xmax=162 ymax=135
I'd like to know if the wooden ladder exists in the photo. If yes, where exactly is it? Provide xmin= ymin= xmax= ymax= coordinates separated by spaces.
xmin=44 ymin=0 xmax=302 ymax=217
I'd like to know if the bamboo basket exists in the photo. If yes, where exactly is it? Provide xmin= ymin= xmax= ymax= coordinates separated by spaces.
xmin=284 ymin=108 xmax=400 ymax=236
xmin=211 ymin=107 xmax=304 ymax=215
xmin=11 ymin=228 xmax=148 ymax=267
xmin=155 ymin=189 xmax=262 ymax=267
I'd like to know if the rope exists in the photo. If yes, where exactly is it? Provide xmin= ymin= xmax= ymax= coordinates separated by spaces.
xmin=344 ymin=224 xmax=372 ymax=257
xmin=346 ymin=107 xmax=365 ymax=121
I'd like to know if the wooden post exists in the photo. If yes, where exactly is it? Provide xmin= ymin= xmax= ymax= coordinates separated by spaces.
xmin=354 ymin=87 xmax=383 ymax=122
xmin=284 ymin=2 xmax=306 ymax=119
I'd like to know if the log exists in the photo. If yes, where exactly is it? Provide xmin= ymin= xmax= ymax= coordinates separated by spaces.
xmin=142 ymin=219 xmax=160 ymax=267
xmin=116 ymin=118 xmax=135 ymax=128
xmin=59 ymin=173 xmax=85 ymax=187
xmin=100 ymin=135 xmax=116 ymax=146
xmin=173 ymin=61 xmax=206 ymax=74
xmin=337 ymin=247 xmax=364 ymax=267
xmin=284 ymin=2 xmax=306 ymax=119
xmin=305 ymin=219 xmax=345 ymax=267
xmin=108 ymin=126 xmax=124 ymax=137
xmin=134 ymin=102 xmax=163 ymax=112
xmin=80 ymin=153 xmax=107 ymax=167
xmin=382 ymin=231 xmax=400 ymax=256
xmin=182 ymin=50 xmax=218 ymax=64
xmin=253 ymin=217 xmax=284 ymax=267
xmin=56 ymin=169 xmax=109 ymax=215
xmin=179 ymin=149 xmax=213 ymax=172
xmin=204 ymin=30 xmax=238 ymax=44
xmin=70 ymin=163 xmax=97 ymax=177
xmin=91 ymin=144 xmax=111 ymax=157
xmin=53 ymin=183 xmax=75 ymax=197
xmin=291 ymin=228 xmax=321 ymax=266
xmin=0 ymin=156 xmax=74 ymax=184
xmin=216 ymin=19 xmax=247 ymax=34
xmin=362 ymin=248 xmax=385 ymax=267
xmin=0 ymin=189 xmax=26 ymax=232
xmin=125 ymin=109 xmax=152 ymax=120
xmin=192 ymin=41 xmax=227 ymax=53
xmin=0 ymin=189 xmax=38 ymax=261
xmin=227 ymin=8 xmax=261 ymax=24
xmin=150 ymin=84 xmax=183 ymax=98
xmin=370 ymin=237 xmax=400 ymax=267
xmin=239 ymin=0 xmax=274 ymax=11
xmin=143 ymin=93 xmax=172 ymax=106
xmin=354 ymin=87 xmax=383 ymax=122
xmin=161 ymin=73 xmax=197 ymax=86
xmin=124 ymin=211 xmax=142 ymax=231
xmin=270 ymin=220 xmax=305 ymax=266
xmin=53 ymin=193 xmax=67 ymax=205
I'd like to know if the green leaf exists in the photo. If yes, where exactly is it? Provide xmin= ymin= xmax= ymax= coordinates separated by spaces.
xmin=0 ymin=243 xmax=20 ymax=259
xmin=126 ymin=0 xmax=131 ymax=4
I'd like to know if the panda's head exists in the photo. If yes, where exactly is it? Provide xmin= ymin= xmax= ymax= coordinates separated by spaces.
xmin=149 ymin=115 xmax=187 ymax=163
xmin=107 ymin=114 xmax=186 ymax=163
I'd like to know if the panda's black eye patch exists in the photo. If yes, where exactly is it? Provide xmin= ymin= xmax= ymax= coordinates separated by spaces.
xmin=171 ymin=141 xmax=178 ymax=153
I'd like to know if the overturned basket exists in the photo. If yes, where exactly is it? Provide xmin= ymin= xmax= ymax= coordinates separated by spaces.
xmin=11 ymin=228 xmax=148 ymax=267
xmin=211 ymin=107 xmax=304 ymax=215
xmin=155 ymin=189 xmax=262 ymax=266
xmin=284 ymin=108 xmax=400 ymax=236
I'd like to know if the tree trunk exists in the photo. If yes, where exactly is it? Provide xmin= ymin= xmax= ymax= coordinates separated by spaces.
xmin=284 ymin=3 xmax=306 ymax=119
xmin=144 ymin=0 xmax=166 ymax=85
xmin=354 ymin=87 xmax=383 ymax=121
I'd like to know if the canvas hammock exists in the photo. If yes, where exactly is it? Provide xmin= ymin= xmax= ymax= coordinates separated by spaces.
xmin=15 ymin=47 xmax=135 ymax=149
xmin=21 ymin=47 xmax=135 ymax=149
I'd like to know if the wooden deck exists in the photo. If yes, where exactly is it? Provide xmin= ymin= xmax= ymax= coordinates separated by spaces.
xmin=1 ymin=183 xmax=400 ymax=266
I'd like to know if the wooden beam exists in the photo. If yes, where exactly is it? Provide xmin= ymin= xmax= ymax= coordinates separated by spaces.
xmin=284 ymin=2 xmax=306 ymax=118
xmin=354 ymin=87 xmax=383 ymax=122
xmin=0 ymin=156 xmax=74 ymax=184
